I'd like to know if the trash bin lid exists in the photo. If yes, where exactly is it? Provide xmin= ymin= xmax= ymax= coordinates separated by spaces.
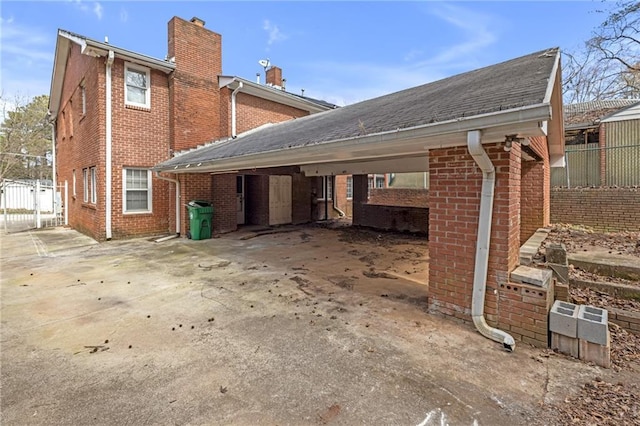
xmin=188 ymin=200 xmax=211 ymax=207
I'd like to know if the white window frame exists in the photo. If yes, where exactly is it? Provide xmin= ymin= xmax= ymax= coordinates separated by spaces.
xmin=83 ymin=168 xmax=88 ymax=202
xmin=72 ymin=169 xmax=76 ymax=197
xmin=319 ymin=176 xmax=333 ymax=201
xmin=124 ymin=62 xmax=151 ymax=109
xmin=346 ymin=176 xmax=353 ymax=199
xmin=123 ymin=168 xmax=152 ymax=214
xmin=90 ymin=167 xmax=97 ymax=204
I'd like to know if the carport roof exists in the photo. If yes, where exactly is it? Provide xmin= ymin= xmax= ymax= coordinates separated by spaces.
xmin=155 ymin=47 xmax=563 ymax=173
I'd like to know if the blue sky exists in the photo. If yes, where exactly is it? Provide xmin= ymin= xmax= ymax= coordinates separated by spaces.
xmin=1 ymin=1 xmax=608 ymax=110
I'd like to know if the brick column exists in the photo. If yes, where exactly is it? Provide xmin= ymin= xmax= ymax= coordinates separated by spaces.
xmin=211 ymin=173 xmax=238 ymax=234
xmin=521 ymin=137 xmax=550 ymax=244
xmin=428 ymin=142 xmax=521 ymax=323
xmin=351 ymin=174 xmax=369 ymax=226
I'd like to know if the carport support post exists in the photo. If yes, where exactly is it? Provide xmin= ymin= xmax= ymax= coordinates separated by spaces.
xmin=428 ymin=142 xmax=523 ymax=339
xmin=351 ymin=174 xmax=369 ymax=226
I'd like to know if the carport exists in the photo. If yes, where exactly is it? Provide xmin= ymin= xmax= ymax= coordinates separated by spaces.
xmin=153 ymin=48 xmax=565 ymax=349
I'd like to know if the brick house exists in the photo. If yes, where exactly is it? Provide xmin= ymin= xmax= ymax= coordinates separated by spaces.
xmin=49 ymin=16 xmax=335 ymax=241
xmin=155 ymin=47 xmax=566 ymax=349
xmin=51 ymin=16 xmax=567 ymax=349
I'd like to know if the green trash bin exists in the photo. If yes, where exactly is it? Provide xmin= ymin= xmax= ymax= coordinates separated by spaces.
xmin=186 ymin=200 xmax=213 ymax=240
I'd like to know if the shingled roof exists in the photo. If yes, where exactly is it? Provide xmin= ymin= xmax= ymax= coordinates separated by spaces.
xmin=155 ymin=47 xmax=561 ymax=173
xmin=564 ymin=99 xmax=640 ymax=126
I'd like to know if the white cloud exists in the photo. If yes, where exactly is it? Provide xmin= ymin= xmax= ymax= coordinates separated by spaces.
xmin=93 ymin=2 xmax=103 ymax=20
xmin=120 ymin=7 xmax=129 ymax=23
xmin=0 ymin=17 xmax=54 ymax=105
xmin=67 ymin=0 xmax=104 ymax=20
xmin=424 ymin=3 xmax=497 ymax=68
xmin=295 ymin=3 xmax=499 ymax=106
xmin=263 ymin=19 xmax=287 ymax=46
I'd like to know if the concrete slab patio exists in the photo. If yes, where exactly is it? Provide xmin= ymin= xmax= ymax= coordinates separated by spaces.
xmin=0 ymin=226 xmax=625 ymax=425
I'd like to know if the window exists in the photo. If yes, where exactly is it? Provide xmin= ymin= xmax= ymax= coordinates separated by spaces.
xmin=125 ymin=63 xmax=151 ymax=108
xmin=83 ymin=168 xmax=89 ymax=202
xmin=90 ymin=167 xmax=97 ymax=204
xmin=346 ymin=176 xmax=353 ymax=199
xmin=319 ymin=176 xmax=333 ymax=200
xmin=72 ymin=169 xmax=76 ymax=197
xmin=123 ymin=168 xmax=152 ymax=213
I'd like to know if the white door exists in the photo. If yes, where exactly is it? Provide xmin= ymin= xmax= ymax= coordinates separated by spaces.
xmin=268 ymin=175 xmax=292 ymax=225
xmin=236 ymin=175 xmax=245 ymax=225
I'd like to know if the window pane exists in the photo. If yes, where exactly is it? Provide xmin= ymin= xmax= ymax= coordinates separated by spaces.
xmin=125 ymin=169 xmax=150 ymax=212
xmin=346 ymin=177 xmax=353 ymax=198
xmin=126 ymin=87 xmax=146 ymax=104
xmin=126 ymin=190 xmax=148 ymax=210
xmin=126 ymin=69 xmax=146 ymax=88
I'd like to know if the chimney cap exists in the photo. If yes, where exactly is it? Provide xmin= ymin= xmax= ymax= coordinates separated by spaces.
xmin=190 ymin=17 xmax=205 ymax=27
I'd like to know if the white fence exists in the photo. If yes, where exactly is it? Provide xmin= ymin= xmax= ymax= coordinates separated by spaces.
xmin=1 ymin=179 xmax=66 ymax=233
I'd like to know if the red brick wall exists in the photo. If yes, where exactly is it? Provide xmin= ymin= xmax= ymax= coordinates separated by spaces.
xmin=520 ymin=136 xmax=551 ymax=244
xmin=551 ymin=187 xmax=640 ymax=231
xmin=211 ymin=173 xmax=237 ymax=234
xmin=236 ymin=93 xmax=308 ymax=134
xmin=333 ymin=175 xmax=352 ymax=217
xmin=168 ymin=17 xmax=223 ymax=152
xmin=368 ymin=188 xmax=429 ymax=207
xmin=110 ymin=58 xmax=171 ymax=239
xmin=55 ymin=44 xmax=105 ymax=240
xmin=355 ymin=204 xmax=429 ymax=234
xmin=428 ymin=144 xmax=524 ymax=325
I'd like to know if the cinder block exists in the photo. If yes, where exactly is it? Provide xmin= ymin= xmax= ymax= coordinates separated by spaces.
xmin=579 ymin=332 xmax=611 ymax=368
xmin=546 ymin=243 xmax=567 ymax=265
xmin=577 ymin=305 xmax=609 ymax=345
xmin=549 ymin=300 xmax=579 ymax=337
xmin=551 ymin=332 xmax=579 ymax=358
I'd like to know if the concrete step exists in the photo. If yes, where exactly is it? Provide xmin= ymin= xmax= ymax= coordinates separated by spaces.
xmin=568 ymin=250 xmax=640 ymax=281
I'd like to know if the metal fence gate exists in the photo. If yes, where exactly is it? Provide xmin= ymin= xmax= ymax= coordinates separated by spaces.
xmin=1 ymin=179 xmax=67 ymax=233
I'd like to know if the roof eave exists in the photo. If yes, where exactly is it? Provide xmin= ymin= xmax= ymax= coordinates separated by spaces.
xmin=219 ymin=76 xmax=331 ymax=113
xmin=154 ymin=103 xmax=552 ymax=174
xmin=49 ymin=30 xmax=175 ymax=117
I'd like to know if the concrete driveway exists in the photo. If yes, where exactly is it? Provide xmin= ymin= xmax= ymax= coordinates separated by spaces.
xmin=0 ymin=225 xmax=607 ymax=425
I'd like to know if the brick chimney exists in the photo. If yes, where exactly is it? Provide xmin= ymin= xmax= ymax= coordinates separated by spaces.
xmin=168 ymin=16 xmax=223 ymax=152
xmin=266 ymin=66 xmax=283 ymax=88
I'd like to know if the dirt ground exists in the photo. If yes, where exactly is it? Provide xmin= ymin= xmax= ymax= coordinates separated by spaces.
xmin=1 ymin=225 xmax=639 ymax=425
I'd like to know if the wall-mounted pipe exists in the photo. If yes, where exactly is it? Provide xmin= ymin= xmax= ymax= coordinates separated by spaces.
xmin=105 ymin=50 xmax=114 ymax=240
xmin=231 ymin=82 xmax=244 ymax=138
xmin=332 ymin=175 xmax=345 ymax=217
xmin=467 ymin=130 xmax=516 ymax=352
xmin=154 ymin=171 xmax=180 ymax=235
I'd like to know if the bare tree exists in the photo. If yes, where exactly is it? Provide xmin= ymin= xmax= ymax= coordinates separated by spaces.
xmin=0 ymin=95 xmax=52 ymax=182
xmin=563 ymin=1 xmax=640 ymax=103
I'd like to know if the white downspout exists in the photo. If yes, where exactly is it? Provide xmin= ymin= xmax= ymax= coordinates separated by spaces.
xmin=467 ymin=130 xmax=516 ymax=352
xmin=231 ymin=82 xmax=244 ymax=138
xmin=154 ymin=171 xmax=181 ymax=235
xmin=50 ymin=118 xmax=58 ymax=217
xmin=105 ymin=50 xmax=114 ymax=240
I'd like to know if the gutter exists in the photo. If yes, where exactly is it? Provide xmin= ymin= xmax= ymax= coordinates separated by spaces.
xmin=105 ymin=50 xmax=114 ymax=240
xmin=467 ymin=130 xmax=516 ymax=352
xmin=231 ymin=82 xmax=244 ymax=138
xmin=157 ymin=103 xmax=551 ymax=174
xmin=154 ymin=171 xmax=181 ymax=235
